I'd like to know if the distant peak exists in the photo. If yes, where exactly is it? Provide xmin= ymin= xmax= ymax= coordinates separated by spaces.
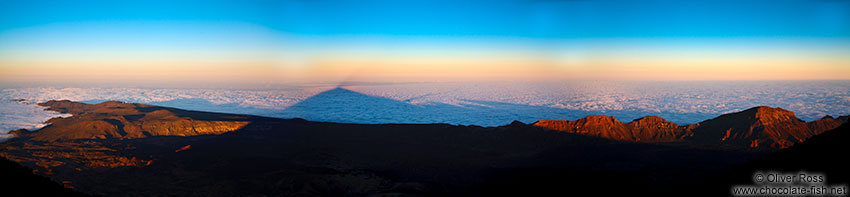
xmin=329 ymin=87 xmax=353 ymax=91
xmin=582 ymin=115 xmax=618 ymax=122
xmin=743 ymin=106 xmax=790 ymax=113
xmin=41 ymin=99 xmax=73 ymax=104
xmin=535 ymin=115 xmax=620 ymax=124
xmin=508 ymin=120 xmax=526 ymax=126
xmin=739 ymin=106 xmax=796 ymax=120
xmin=632 ymin=116 xmax=666 ymax=122
xmin=322 ymin=87 xmax=360 ymax=94
xmin=747 ymin=106 xmax=769 ymax=110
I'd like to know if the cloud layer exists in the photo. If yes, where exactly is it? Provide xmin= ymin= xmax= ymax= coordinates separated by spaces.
xmin=1 ymin=81 xmax=849 ymax=139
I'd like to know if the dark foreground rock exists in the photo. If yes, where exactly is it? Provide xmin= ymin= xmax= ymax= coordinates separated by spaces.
xmin=0 ymin=100 xmax=846 ymax=196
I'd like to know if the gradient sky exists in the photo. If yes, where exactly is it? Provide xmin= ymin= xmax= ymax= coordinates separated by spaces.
xmin=1 ymin=0 xmax=849 ymax=85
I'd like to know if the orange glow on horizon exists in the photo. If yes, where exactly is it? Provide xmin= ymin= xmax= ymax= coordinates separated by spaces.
xmin=1 ymin=50 xmax=848 ymax=84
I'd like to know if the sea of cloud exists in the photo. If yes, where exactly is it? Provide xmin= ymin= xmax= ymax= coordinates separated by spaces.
xmin=2 ymin=81 xmax=849 ymax=141
xmin=0 ymin=99 xmax=72 ymax=141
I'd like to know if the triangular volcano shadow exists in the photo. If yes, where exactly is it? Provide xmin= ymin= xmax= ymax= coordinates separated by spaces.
xmin=279 ymin=88 xmax=432 ymax=124
xmin=278 ymin=88 xmax=601 ymax=126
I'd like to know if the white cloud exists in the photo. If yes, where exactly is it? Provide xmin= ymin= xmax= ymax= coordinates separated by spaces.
xmin=0 ymin=99 xmax=71 ymax=142
xmin=1 ymin=81 xmax=848 ymax=136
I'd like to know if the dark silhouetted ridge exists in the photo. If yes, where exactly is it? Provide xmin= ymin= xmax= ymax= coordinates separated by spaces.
xmin=719 ymin=121 xmax=850 ymax=191
xmin=3 ymin=100 xmax=843 ymax=196
xmin=24 ymin=100 xmax=850 ymax=149
xmin=0 ymin=156 xmax=87 ymax=196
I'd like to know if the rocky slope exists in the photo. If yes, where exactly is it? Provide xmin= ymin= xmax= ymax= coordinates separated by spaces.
xmin=721 ymin=118 xmax=850 ymax=192
xmin=533 ymin=106 xmax=847 ymax=149
xmin=534 ymin=115 xmax=695 ymax=142
xmin=1 ymin=100 xmax=847 ymax=196
xmin=0 ymin=101 xmax=765 ymax=196
xmin=689 ymin=106 xmax=846 ymax=149
xmin=19 ymin=101 xmax=848 ymax=149
xmin=27 ymin=100 xmax=251 ymax=141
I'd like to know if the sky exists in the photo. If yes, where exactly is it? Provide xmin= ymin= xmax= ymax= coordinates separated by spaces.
xmin=1 ymin=0 xmax=849 ymax=85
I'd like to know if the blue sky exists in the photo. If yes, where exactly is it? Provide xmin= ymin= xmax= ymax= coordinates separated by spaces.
xmin=2 ymin=0 xmax=848 ymax=38
xmin=1 ymin=0 xmax=849 ymax=83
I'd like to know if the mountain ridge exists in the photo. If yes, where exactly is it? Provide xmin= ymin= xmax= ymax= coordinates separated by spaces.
xmin=19 ymin=100 xmax=848 ymax=150
xmin=533 ymin=106 xmax=848 ymax=149
xmin=2 ymin=99 xmax=847 ymax=196
xmin=28 ymin=100 xmax=253 ymax=141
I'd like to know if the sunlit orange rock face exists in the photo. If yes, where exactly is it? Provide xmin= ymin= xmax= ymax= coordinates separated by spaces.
xmin=689 ymin=106 xmax=846 ymax=149
xmin=534 ymin=106 xmax=847 ymax=150
xmin=1 ymin=100 xmax=254 ymax=180
xmin=533 ymin=115 xmax=694 ymax=142
xmin=0 ymin=141 xmax=151 ymax=171
xmin=0 ymin=100 xmax=847 ymax=196
xmin=28 ymin=100 xmax=251 ymax=141
xmin=175 ymin=145 xmax=191 ymax=152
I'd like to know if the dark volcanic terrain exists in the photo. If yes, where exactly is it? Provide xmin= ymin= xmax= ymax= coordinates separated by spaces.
xmin=0 ymin=100 xmax=847 ymax=196
xmin=0 ymin=156 xmax=86 ymax=196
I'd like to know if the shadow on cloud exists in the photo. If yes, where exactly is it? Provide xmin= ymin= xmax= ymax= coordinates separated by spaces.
xmin=81 ymin=88 xmax=713 ymax=126
xmin=281 ymin=88 xmax=593 ymax=126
